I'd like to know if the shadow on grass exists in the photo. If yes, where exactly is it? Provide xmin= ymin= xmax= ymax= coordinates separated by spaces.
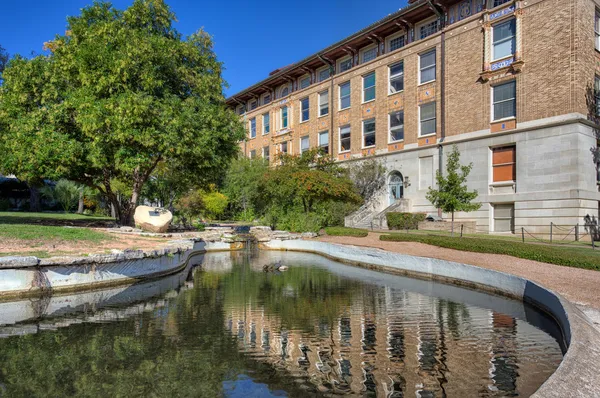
xmin=0 ymin=212 xmax=115 ymax=227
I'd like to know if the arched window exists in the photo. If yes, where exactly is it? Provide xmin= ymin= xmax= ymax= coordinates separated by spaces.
xmin=280 ymin=86 xmax=289 ymax=98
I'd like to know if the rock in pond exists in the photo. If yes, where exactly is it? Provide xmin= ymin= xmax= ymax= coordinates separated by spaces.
xmin=134 ymin=206 xmax=173 ymax=233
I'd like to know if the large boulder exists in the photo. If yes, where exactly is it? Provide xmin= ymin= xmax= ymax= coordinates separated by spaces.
xmin=133 ymin=206 xmax=173 ymax=233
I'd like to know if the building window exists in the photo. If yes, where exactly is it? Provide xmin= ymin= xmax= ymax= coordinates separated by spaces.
xmin=263 ymin=112 xmax=270 ymax=134
xmin=300 ymin=97 xmax=310 ymax=122
xmin=420 ymin=20 xmax=439 ymax=39
xmin=389 ymin=62 xmax=404 ymax=94
xmin=319 ymin=90 xmax=329 ymax=117
xmin=236 ymin=105 xmax=244 ymax=115
xmin=596 ymin=10 xmax=600 ymax=51
xmin=280 ymin=141 xmax=288 ymax=154
xmin=339 ymin=125 xmax=351 ymax=152
xmin=490 ymin=0 xmax=511 ymax=8
xmin=363 ymin=118 xmax=376 ymax=148
xmin=419 ymin=102 xmax=436 ymax=136
xmin=362 ymin=47 xmax=377 ymax=63
xmin=249 ymin=118 xmax=256 ymax=138
xmin=492 ymin=81 xmax=516 ymax=121
xmin=493 ymin=203 xmax=514 ymax=233
xmin=319 ymin=131 xmax=329 ymax=154
xmin=300 ymin=76 xmax=310 ymax=89
xmin=319 ymin=67 xmax=330 ymax=82
xmin=249 ymin=149 xmax=256 ymax=159
xmin=340 ymin=81 xmax=351 ymax=109
xmin=280 ymin=86 xmax=289 ymax=98
xmin=492 ymin=19 xmax=516 ymax=61
xmin=595 ymin=75 xmax=600 ymax=116
xmin=363 ymin=72 xmax=376 ymax=102
xmin=300 ymin=135 xmax=310 ymax=154
xmin=249 ymin=100 xmax=257 ymax=111
xmin=263 ymin=94 xmax=271 ymax=105
xmin=389 ymin=35 xmax=405 ymax=52
xmin=492 ymin=145 xmax=516 ymax=183
xmin=389 ymin=111 xmax=404 ymax=142
xmin=419 ymin=50 xmax=436 ymax=84
xmin=339 ymin=57 xmax=352 ymax=73
xmin=281 ymin=106 xmax=288 ymax=129
xmin=263 ymin=146 xmax=270 ymax=161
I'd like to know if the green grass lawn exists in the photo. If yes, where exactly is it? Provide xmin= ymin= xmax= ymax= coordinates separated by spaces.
xmin=0 ymin=212 xmax=113 ymax=223
xmin=380 ymin=233 xmax=600 ymax=271
xmin=324 ymin=226 xmax=369 ymax=237
xmin=0 ymin=223 xmax=111 ymax=243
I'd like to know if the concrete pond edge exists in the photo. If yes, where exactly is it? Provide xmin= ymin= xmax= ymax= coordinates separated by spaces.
xmin=0 ymin=234 xmax=598 ymax=397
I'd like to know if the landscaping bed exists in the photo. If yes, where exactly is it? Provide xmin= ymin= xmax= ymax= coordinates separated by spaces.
xmin=324 ymin=226 xmax=369 ymax=237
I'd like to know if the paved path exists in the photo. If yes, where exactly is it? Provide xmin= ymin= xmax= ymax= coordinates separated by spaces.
xmin=317 ymin=233 xmax=600 ymax=329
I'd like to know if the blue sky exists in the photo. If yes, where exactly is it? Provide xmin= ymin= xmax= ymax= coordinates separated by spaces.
xmin=0 ymin=0 xmax=408 ymax=97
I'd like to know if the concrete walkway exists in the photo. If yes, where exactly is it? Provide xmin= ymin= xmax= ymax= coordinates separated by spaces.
xmin=317 ymin=233 xmax=600 ymax=329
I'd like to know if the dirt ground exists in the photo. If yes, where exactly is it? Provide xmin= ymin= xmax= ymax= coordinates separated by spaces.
xmin=317 ymin=233 xmax=600 ymax=327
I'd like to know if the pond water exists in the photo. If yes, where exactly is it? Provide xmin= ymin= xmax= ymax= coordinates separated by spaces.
xmin=0 ymin=251 xmax=563 ymax=397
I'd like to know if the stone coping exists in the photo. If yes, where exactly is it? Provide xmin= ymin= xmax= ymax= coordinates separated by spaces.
xmin=260 ymin=239 xmax=600 ymax=398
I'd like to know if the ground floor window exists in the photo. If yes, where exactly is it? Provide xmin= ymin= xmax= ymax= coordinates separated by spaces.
xmin=263 ymin=146 xmax=270 ymax=161
xmin=493 ymin=203 xmax=514 ymax=233
xmin=318 ymin=131 xmax=329 ymax=154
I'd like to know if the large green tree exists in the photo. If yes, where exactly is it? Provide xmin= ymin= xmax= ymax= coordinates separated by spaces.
xmin=426 ymin=145 xmax=481 ymax=234
xmin=0 ymin=0 xmax=244 ymax=225
xmin=0 ymin=44 xmax=8 ymax=74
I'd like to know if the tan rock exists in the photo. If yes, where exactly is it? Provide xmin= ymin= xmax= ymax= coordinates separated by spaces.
xmin=134 ymin=206 xmax=172 ymax=233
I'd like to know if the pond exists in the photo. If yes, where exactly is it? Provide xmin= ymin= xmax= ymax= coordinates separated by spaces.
xmin=0 ymin=251 xmax=563 ymax=397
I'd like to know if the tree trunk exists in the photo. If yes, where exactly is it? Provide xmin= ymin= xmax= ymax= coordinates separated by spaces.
xmin=77 ymin=190 xmax=84 ymax=214
xmin=451 ymin=211 xmax=455 ymax=237
xmin=28 ymin=182 xmax=42 ymax=212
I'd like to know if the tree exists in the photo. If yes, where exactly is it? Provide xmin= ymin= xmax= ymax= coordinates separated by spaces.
xmin=40 ymin=179 xmax=80 ymax=213
xmin=223 ymin=156 xmax=269 ymax=221
xmin=347 ymin=158 xmax=387 ymax=201
xmin=0 ymin=1 xmax=244 ymax=225
xmin=0 ymin=44 xmax=8 ymax=74
xmin=426 ymin=145 xmax=481 ymax=235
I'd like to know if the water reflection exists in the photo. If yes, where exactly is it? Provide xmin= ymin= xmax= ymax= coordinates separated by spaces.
xmin=0 ymin=250 xmax=562 ymax=397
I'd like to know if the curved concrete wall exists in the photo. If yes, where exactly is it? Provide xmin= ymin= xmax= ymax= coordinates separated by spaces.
xmin=261 ymin=239 xmax=600 ymax=398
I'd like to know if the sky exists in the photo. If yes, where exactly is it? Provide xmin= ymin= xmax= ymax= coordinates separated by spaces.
xmin=0 ymin=0 xmax=408 ymax=97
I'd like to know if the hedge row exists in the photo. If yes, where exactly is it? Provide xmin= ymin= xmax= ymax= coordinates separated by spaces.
xmin=380 ymin=233 xmax=600 ymax=271
xmin=324 ymin=226 xmax=369 ymax=237
xmin=386 ymin=212 xmax=427 ymax=230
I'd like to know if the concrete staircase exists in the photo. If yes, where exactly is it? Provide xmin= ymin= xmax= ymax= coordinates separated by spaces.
xmin=345 ymin=199 xmax=411 ymax=230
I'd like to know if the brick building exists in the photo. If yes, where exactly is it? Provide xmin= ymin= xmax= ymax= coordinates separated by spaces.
xmin=226 ymin=0 xmax=600 ymax=234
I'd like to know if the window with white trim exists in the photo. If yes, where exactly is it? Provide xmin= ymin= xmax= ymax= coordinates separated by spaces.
xmin=280 ymin=85 xmax=289 ymax=98
xmin=263 ymin=146 xmax=270 ymax=161
xmin=389 ymin=35 xmax=405 ymax=52
xmin=319 ymin=67 xmax=330 ymax=82
xmin=300 ymin=97 xmax=310 ymax=122
xmin=319 ymin=90 xmax=329 ymax=117
xmin=362 ymin=47 xmax=377 ymax=63
xmin=300 ymin=135 xmax=310 ymax=154
xmin=339 ymin=57 xmax=352 ymax=73
xmin=419 ymin=50 xmax=436 ymax=84
xmin=339 ymin=125 xmax=351 ymax=152
xmin=340 ymin=81 xmax=351 ymax=109
xmin=363 ymin=72 xmax=376 ymax=102
xmin=595 ymin=75 xmax=600 ymax=116
xmin=490 ymin=0 xmax=511 ymax=8
xmin=389 ymin=62 xmax=404 ymax=94
xmin=389 ymin=111 xmax=404 ymax=142
xmin=249 ymin=150 xmax=256 ymax=159
xmin=262 ymin=93 xmax=271 ymax=105
xmin=363 ymin=118 xmax=376 ymax=147
xmin=595 ymin=10 xmax=600 ymax=51
xmin=300 ymin=76 xmax=310 ymax=89
xmin=319 ymin=131 xmax=329 ymax=154
xmin=262 ymin=112 xmax=270 ymax=134
xmin=249 ymin=100 xmax=257 ymax=111
xmin=420 ymin=20 xmax=439 ymax=39
xmin=280 ymin=141 xmax=288 ymax=154
xmin=249 ymin=118 xmax=256 ymax=139
xmin=492 ymin=19 xmax=516 ymax=61
xmin=236 ymin=105 xmax=244 ymax=115
xmin=492 ymin=81 xmax=516 ymax=121
xmin=281 ymin=106 xmax=289 ymax=129
xmin=419 ymin=102 xmax=436 ymax=136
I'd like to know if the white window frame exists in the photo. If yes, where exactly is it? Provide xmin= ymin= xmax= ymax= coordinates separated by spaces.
xmin=249 ymin=117 xmax=256 ymax=139
xmin=362 ymin=72 xmax=376 ymax=103
xmin=300 ymin=135 xmax=310 ymax=154
xmin=491 ymin=81 xmax=516 ymax=122
xmin=491 ymin=18 xmax=516 ymax=61
xmin=339 ymin=81 xmax=351 ymax=110
xmin=317 ymin=65 xmax=330 ymax=82
xmin=418 ymin=102 xmax=436 ymax=137
xmin=388 ymin=111 xmax=404 ymax=143
xmin=299 ymin=74 xmax=311 ymax=90
xmin=339 ymin=124 xmax=351 ymax=153
xmin=262 ymin=145 xmax=270 ymax=161
xmin=249 ymin=100 xmax=258 ymax=111
xmin=279 ymin=84 xmax=291 ymax=98
xmin=236 ymin=105 xmax=244 ymax=115
xmin=418 ymin=18 xmax=439 ymax=40
xmin=249 ymin=149 xmax=256 ymax=159
xmin=261 ymin=92 xmax=271 ymax=106
xmin=596 ymin=10 xmax=600 ymax=51
xmin=300 ymin=97 xmax=310 ymax=123
xmin=362 ymin=118 xmax=376 ymax=149
xmin=318 ymin=90 xmax=329 ymax=117
xmin=388 ymin=61 xmax=404 ymax=95
xmin=337 ymin=56 xmax=353 ymax=73
xmin=360 ymin=44 xmax=378 ymax=64
xmin=318 ymin=131 xmax=329 ymax=154
xmin=262 ymin=112 xmax=270 ymax=135
xmin=280 ymin=106 xmax=289 ymax=129
xmin=419 ymin=49 xmax=436 ymax=85
xmin=386 ymin=32 xmax=406 ymax=53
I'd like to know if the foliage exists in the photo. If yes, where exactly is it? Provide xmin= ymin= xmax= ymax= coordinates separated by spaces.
xmin=324 ymin=226 xmax=369 ymax=237
xmin=0 ymin=1 xmax=244 ymax=226
xmin=347 ymin=158 xmax=387 ymax=201
xmin=40 ymin=179 xmax=81 ymax=213
xmin=380 ymin=233 xmax=600 ymax=271
xmin=202 ymin=190 xmax=228 ymax=220
xmin=223 ymin=156 xmax=269 ymax=221
xmin=426 ymin=145 xmax=481 ymax=232
xmin=0 ymin=44 xmax=8 ymax=74
xmin=386 ymin=212 xmax=427 ymax=230
xmin=176 ymin=189 xmax=205 ymax=226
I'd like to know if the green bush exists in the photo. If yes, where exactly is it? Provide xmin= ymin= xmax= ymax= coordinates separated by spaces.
xmin=386 ymin=212 xmax=426 ymax=230
xmin=324 ymin=226 xmax=368 ymax=237
xmin=379 ymin=233 xmax=600 ymax=271
xmin=0 ymin=198 xmax=10 ymax=211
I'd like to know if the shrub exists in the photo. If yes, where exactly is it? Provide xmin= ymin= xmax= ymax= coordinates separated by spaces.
xmin=379 ymin=233 xmax=600 ymax=271
xmin=324 ymin=226 xmax=368 ymax=237
xmin=386 ymin=212 xmax=426 ymax=230
xmin=40 ymin=180 xmax=80 ymax=213
xmin=202 ymin=191 xmax=228 ymax=220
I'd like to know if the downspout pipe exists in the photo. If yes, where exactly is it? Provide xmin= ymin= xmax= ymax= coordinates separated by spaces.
xmin=318 ymin=53 xmax=336 ymax=157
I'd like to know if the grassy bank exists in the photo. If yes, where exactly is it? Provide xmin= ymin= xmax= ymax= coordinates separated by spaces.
xmin=0 ymin=224 xmax=111 ymax=243
xmin=324 ymin=226 xmax=369 ymax=237
xmin=380 ymin=233 xmax=600 ymax=271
